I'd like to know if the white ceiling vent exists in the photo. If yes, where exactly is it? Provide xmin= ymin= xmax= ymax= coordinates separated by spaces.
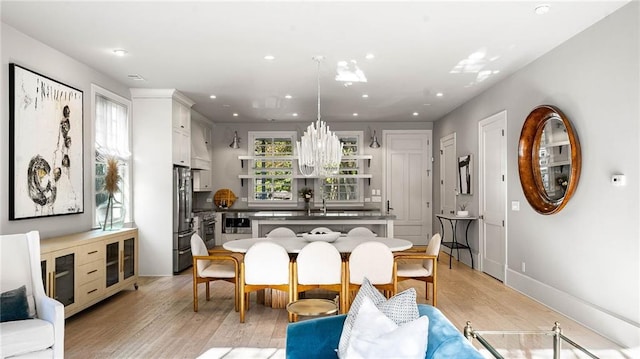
xmin=127 ymin=74 xmax=145 ymax=81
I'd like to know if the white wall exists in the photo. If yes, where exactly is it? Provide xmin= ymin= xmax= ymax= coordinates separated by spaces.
xmin=433 ymin=3 xmax=639 ymax=347
xmin=0 ymin=23 xmax=130 ymax=238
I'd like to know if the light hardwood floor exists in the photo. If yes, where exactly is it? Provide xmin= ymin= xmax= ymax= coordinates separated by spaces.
xmin=65 ymin=252 xmax=629 ymax=358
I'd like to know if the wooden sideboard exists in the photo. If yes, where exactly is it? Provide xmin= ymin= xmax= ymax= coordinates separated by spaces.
xmin=40 ymin=228 xmax=138 ymax=318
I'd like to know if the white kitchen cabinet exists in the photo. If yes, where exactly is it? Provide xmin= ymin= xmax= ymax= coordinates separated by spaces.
xmin=193 ymin=169 xmax=213 ymax=191
xmin=172 ymin=100 xmax=191 ymax=166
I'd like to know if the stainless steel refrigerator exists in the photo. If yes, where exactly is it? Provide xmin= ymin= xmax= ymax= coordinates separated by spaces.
xmin=173 ymin=166 xmax=195 ymax=273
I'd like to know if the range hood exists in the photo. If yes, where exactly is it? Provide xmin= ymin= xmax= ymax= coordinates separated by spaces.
xmin=191 ymin=121 xmax=211 ymax=170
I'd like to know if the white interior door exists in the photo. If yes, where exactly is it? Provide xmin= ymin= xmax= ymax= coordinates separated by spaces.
xmin=439 ymin=133 xmax=457 ymax=216
xmin=383 ymin=131 xmax=432 ymax=245
xmin=478 ymin=111 xmax=507 ymax=281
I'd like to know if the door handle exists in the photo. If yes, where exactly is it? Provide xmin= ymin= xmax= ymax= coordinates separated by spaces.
xmin=479 ymin=214 xmax=484 ymax=220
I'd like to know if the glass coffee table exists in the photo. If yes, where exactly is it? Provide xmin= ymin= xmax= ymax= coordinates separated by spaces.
xmin=464 ymin=321 xmax=600 ymax=359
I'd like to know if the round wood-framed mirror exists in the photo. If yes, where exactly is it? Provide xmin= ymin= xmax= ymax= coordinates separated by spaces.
xmin=518 ymin=105 xmax=581 ymax=214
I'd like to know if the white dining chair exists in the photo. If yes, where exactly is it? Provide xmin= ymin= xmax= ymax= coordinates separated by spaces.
xmin=191 ymin=234 xmax=239 ymax=312
xmin=346 ymin=241 xmax=396 ymax=311
xmin=395 ymin=233 xmax=441 ymax=306
xmin=293 ymin=241 xmax=346 ymax=316
xmin=239 ymin=241 xmax=293 ymax=322
xmin=347 ymin=227 xmax=376 ymax=237
xmin=266 ymin=227 xmax=296 ymax=238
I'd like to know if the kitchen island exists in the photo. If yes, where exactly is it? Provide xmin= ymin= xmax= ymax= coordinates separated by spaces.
xmin=249 ymin=211 xmax=396 ymax=238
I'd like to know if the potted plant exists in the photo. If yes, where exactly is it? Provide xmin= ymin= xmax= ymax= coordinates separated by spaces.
xmin=457 ymin=202 xmax=469 ymax=217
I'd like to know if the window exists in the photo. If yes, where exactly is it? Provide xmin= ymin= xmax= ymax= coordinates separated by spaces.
xmin=248 ymin=131 xmax=297 ymax=206
xmin=315 ymin=131 xmax=364 ymax=205
xmin=92 ymin=85 xmax=132 ymax=227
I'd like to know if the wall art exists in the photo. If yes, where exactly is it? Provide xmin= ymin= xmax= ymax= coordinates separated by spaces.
xmin=458 ymin=154 xmax=472 ymax=195
xmin=9 ymin=63 xmax=84 ymax=220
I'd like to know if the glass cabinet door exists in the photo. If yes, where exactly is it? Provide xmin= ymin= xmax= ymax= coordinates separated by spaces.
xmin=54 ymin=253 xmax=75 ymax=306
xmin=123 ymin=238 xmax=135 ymax=280
xmin=106 ymin=242 xmax=120 ymax=288
xmin=41 ymin=260 xmax=47 ymax=291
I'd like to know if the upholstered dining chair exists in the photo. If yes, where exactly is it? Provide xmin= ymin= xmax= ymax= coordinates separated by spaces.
xmin=239 ymin=241 xmax=293 ymax=323
xmin=292 ymin=241 xmax=346 ymax=317
xmin=191 ymin=234 xmax=239 ymax=312
xmin=346 ymin=241 xmax=396 ymax=311
xmin=346 ymin=227 xmax=376 ymax=237
xmin=266 ymin=227 xmax=296 ymax=238
xmin=395 ymin=233 xmax=441 ymax=306
xmin=0 ymin=231 xmax=64 ymax=358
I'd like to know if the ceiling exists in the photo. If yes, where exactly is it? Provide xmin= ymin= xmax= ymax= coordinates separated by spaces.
xmin=1 ymin=1 xmax=629 ymax=124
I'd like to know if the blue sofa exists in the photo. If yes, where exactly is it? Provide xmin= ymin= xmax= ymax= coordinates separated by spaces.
xmin=286 ymin=304 xmax=483 ymax=359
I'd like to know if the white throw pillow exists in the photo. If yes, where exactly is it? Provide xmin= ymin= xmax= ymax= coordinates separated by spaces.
xmin=344 ymin=296 xmax=429 ymax=359
xmin=338 ymin=277 xmax=419 ymax=358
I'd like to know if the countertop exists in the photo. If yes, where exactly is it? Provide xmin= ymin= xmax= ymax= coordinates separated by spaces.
xmin=249 ymin=211 xmax=395 ymax=220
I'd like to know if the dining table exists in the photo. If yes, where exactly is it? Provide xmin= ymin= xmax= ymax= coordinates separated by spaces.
xmin=222 ymin=235 xmax=413 ymax=254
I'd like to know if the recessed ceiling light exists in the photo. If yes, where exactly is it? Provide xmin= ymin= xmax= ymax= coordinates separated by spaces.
xmin=362 ymin=94 xmax=369 ymax=98
xmin=413 ymin=112 xmax=419 ymax=116
xmin=436 ymin=92 xmax=444 ymax=97
xmin=353 ymin=113 xmax=358 ymax=117
xmin=233 ymin=113 xmax=239 ymax=117
xmin=264 ymin=55 xmax=275 ymax=60
xmin=534 ymin=4 xmax=550 ymax=15
xmin=365 ymin=53 xmax=375 ymax=60
xmin=285 ymin=94 xmax=292 ymax=99
xmin=292 ymin=113 xmax=298 ymax=117
xmin=423 ymin=103 xmax=431 ymax=106
xmin=209 ymin=95 xmax=217 ymax=99
xmin=113 ymin=49 xmax=128 ymax=57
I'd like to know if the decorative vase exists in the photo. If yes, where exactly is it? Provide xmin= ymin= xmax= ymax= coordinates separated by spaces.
xmin=456 ymin=210 xmax=469 ymax=217
xmin=304 ymin=199 xmax=311 ymax=215
xmin=97 ymin=196 xmax=125 ymax=230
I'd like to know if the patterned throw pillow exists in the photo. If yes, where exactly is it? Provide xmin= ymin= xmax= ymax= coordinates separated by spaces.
xmin=337 ymin=277 xmax=419 ymax=358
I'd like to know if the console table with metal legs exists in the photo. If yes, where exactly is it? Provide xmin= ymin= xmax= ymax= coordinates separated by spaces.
xmin=436 ymin=214 xmax=477 ymax=269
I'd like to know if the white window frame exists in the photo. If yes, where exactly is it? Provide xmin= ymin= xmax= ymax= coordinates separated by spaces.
xmin=91 ymin=84 xmax=133 ymax=228
xmin=247 ymin=131 xmax=298 ymax=207
xmin=313 ymin=131 xmax=365 ymax=207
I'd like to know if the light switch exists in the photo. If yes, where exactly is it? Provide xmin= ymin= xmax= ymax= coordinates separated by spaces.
xmin=511 ymin=201 xmax=520 ymax=211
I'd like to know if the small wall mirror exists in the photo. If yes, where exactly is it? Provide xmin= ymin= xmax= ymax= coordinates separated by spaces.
xmin=518 ymin=105 xmax=581 ymax=214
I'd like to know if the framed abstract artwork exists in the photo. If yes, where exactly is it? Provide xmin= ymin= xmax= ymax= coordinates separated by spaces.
xmin=9 ymin=63 xmax=84 ymax=220
xmin=458 ymin=154 xmax=472 ymax=195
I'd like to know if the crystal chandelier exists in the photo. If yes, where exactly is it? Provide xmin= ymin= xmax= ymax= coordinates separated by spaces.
xmin=297 ymin=56 xmax=343 ymax=177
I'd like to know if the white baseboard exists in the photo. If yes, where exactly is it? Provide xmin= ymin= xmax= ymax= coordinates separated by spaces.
xmin=506 ymin=268 xmax=640 ymax=349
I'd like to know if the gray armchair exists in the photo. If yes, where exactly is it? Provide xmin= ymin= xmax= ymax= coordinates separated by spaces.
xmin=0 ymin=231 xmax=64 ymax=358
